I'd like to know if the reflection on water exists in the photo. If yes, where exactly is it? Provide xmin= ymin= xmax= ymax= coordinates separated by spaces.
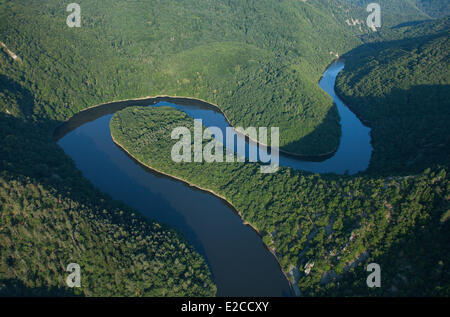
xmin=56 ymin=61 xmax=371 ymax=296
xmin=56 ymin=61 xmax=372 ymax=175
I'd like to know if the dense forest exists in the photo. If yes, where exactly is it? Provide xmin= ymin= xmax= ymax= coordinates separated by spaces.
xmin=0 ymin=0 xmax=365 ymax=155
xmin=340 ymin=0 xmax=429 ymax=26
xmin=0 ymin=85 xmax=216 ymax=296
xmin=1 ymin=0 xmax=448 ymax=297
xmin=111 ymin=106 xmax=449 ymax=296
xmin=413 ymin=0 xmax=450 ymax=18
xmin=336 ymin=19 xmax=450 ymax=175
xmin=345 ymin=0 xmax=449 ymax=21
xmin=0 ymin=0 xmax=364 ymax=297
xmin=0 ymin=1 xmax=439 ymax=154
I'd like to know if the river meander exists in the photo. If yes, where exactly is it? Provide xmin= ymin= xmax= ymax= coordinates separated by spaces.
xmin=55 ymin=61 xmax=371 ymax=296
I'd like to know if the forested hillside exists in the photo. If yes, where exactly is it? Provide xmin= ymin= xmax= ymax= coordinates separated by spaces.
xmin=111 ymin=106 xmax=449 ymax=296
xmin=337 ymin=0 xmax=429 ymax=27
xmin=0 ymin=0 xmax=364 ymax=297
xmin=1 ymin=0 xmax=448 ymax=297
xmin=0 ymin=83 xmax=216 ymax=296
xmin=359 ymin=16 xmax=450 ymax=43
xmin=0 ymin=0 xmax=366 ymax=155
xmin=413 ymin=0 xmax=450 ymax=18
xmin=0 ymin=0 xmax=434 ymax=153
xmin=336 ymin=19 xmax=450 ymax=174
xmin=336 ymin=0 xmax=449 ymax=27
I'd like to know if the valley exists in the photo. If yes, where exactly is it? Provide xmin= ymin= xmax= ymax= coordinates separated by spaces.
xmin=0 ymin=0 xmax=448 ymax=298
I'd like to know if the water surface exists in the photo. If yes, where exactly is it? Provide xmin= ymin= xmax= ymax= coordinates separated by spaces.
xmin=56 ymin=61 xmax=371 ymax=296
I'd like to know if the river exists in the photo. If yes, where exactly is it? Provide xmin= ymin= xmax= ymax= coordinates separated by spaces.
xmin=55 ymin=61 xmax=372 ymax=296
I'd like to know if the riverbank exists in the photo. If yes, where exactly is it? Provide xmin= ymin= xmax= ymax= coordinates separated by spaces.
xmin=54 ymin=60 xmax=373 ymax=296
xmin=54 ymin=93 xmax=338 ymax=160
xmin=110 ymin=133 xmax=295 ymax=294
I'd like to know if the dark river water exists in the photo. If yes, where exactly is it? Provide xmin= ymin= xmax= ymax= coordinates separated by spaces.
xmin=55 ymin=61 xmax=372 ymax=296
